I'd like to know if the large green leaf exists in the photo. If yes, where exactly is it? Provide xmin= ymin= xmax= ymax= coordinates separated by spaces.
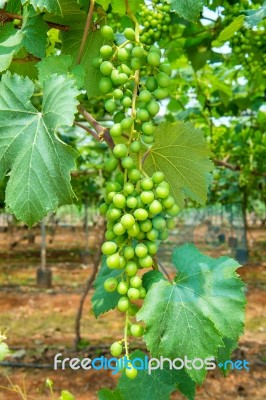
xmin=92 ymin=258 xmax=122 ymax=318
xmin=217 ymin=15 xmax=245 ymax=42
xmin=0 ymin=72 xmax=79 ymax=226
xmin=21 ymin=0 xmax=62 ymax=15
xmin=169 ymin=0 xmax=206 ymax=22
xmin=137 ymin=244 xmax=246 ymax=383
xmin=98 ymin=388 xmax=124 ymax=400
xmin=0 ymin=23 xmax=23 ymax=72
xmin=117 ymin=351 xmax=196 ymax=400
xmin=143 ymin=122 xmax=213 ymax=208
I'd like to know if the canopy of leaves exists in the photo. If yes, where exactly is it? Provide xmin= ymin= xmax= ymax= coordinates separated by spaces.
xmin=137 ymin=244 xmax=246 ymax=383
xmin=0 ymin=72 xmax=79 ymax=226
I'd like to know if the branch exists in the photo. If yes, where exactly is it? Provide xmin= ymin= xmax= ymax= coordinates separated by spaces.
xmin=214 ymin=159 xmax=266 ymax=177
xmin=12 ymin=55 xmax=41 ymax=63
xmin=0 ymin=9 xmax=70 ymax=31
xmin=76 ymin=0 xmax=95 ymax=64
xmin=74 ymin=121 xmax=100 ymax=142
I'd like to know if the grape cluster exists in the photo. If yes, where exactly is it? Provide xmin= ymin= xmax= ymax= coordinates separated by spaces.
xmin=138 ymin=0 xmax=171 ymax=44
xmin=95 ymin=21 xmax=176 ymax=379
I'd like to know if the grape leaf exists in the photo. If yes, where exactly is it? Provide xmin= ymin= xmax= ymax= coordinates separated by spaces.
xmin=143 ymin=122 xmax=213 ymax=208
xmin=0 ymin=72 xmax=79 ymax=226
xmin=117 ymin=351 xmax=196 ymax=400
xmin=169 ymin=0 xmax=206 ymax=22
xmin=45 ymin=0 xmax=104 ymax=98
xmin=21 ymin=0 xmax=62 ymax=15
xmin=0 ymin=23 xmax=23 ymax=72
xmin=97 ymin=0 xmax=111 ymax=10
xmin=98 ymin=388 xmax=124 ymax=400
xmin=217 ymin=337 xmax=238 ymax=376
xmin=137 ymin=244 xmax=246 ymax=384
xmin=92 ymin=258 xmax=122 ymax=318
xmin=245 ymin=0 xmax=266 ymax=27
xmin=21 ymin=6 xmax=48 ymax=58
xmin=217 ymin=15 xmax=245 ymax=42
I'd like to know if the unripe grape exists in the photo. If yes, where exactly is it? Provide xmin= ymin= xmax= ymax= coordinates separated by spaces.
xmin=106 ymin=253 xmax=120 ymax=269
xmin=92 ymin=57 xmax=102 ymax=69
xmin=140 ymin=190 xmax=154 ymax=204
xmin=130 ymin=276 xmax=142 ymax=289
xmin=130 ymin=140 xmax=141 ymax=153
xmin=106 ymin=181 xmax=121 ymax=193
xmin=139 ymin=287 xmax=147 ymax=299
xmin=118 ymin=296 xmax=129 ymax=312
xmin=113 ymin=222 xmax=126 ymax=236
xmin=156 ymin=185 xmax=170 ymax=199
xmin=152 ymin=171 xmax=165 ymax=184
xmin=137 ymin=109 xmax=150 ymax=122
xmin=102 ymin=241 xmax=117 ymax=255
xmin=104 ymin=157 xmax=118 ymax=172
xmin=107 ymin=208 xmax=122 ymax=221
xmin=118 ymin=48 xmax=130 ymax=62
xmin=99 ymin=77 xmax=113 ymax=94
xmin=120 ymin=63 xmax=131 ymax=76
xmin=146 ymin=228 xmax=158 ymax=241
xmin=131 ymin=58 xmax=142 ymax=70
xmin=117 ymin=281 xmax=129 ymax=295
xmin=147 ymin=52 xmax=160 ymax=67
xmin=134 ymin=208 xmax=148 ymax=221
xmin=139 ymin=90 xmax=152 ymax=103
xmin=127 ymin=223 xmax=140 ymax=237
xmin=125 ymin=364 xmax=138 ymax=379
xmin=121 ymin=214 xmax=135 ymax=229
xmin=122 ymin=156 xmax=134 ymax=170
xmin=132 ymin=46 xmax=145 ymax=58
xmin=126 ymin=196 xmax=138 ymax=209
xmin=113 ymin=88 xmax=123 ymax=99
xmin=141 ymin=178 xmax=153 ymax=190
xmin=104 ymin=277 xmax=118 ymax=292
xmin=105 ymin=99 xmax=116 ymax=113
xmin=110 ymin=341 xmax=123 ymax=357
xmin=123 ymin=246 xmax=135 ymax=259
xmin=156 ymin=71 xmax=170 ymax=88
xmin=121 ymin=96 xmax=132 ymax=108
xmin=146 ymin=100 xmax=160 ymax=116
xmin=149 ymin=46 xmax=161 ymax=56
xmin=128 ymin=287 xmax=140 ymax=299
xmin=101 ymin=25 xmax=114 ymax=41
xmin=142 ymin=135 xmax=154 ymax=145
xmin=140 ymin=219 xmax=152 ymax=232
xmin=149 ymin=199 xmax=163 ymax=214
xmin=100 ymin=61 xmax=113 ymax=76
xmin=110 ymin=123 xmax=122 ymax=138
xmin=166 ymin=218 xmax=175 ymax=229
xmin=146 ymin=76 xmax=158 ymax=92
xmin=159 ymin=230 xmax=169 ymax=240
xmin=113 ymin=193 xmax=126 ymax=209
xmin=167 ymin=204 xmax=179 ymax=217
xmin=146 ymin=241 xmax=158 ymax=255
xmin=159 ymin=64 xmax=172 ymax=76
xmin=99 ymin=203 xmax=108 ymax=215
xmin=113 ymin=144 xmax=127 ymax=159
xmin=121 ymin=117 xmax=133 ymax=130
xmin=125 ymin=261 xmax=138 ymax=276
xmin=124 ymin=183 xmax=135 ymax=195
xmin=162 ymin=196 xmax=174 ymax=209
xmin=118 ymin=73 xmax=128 ymax=85
xmin=139 ymin=255 xmax=153 ymax=268
xmin=128 ymin=169 xmax=141 ymax=182
xmin=131 ymin=324 xmax=144 ymax=337
xmin=105 ymin=230 xmax=117 ymax=240
xmin=111 ymin=69 xmax=120 ymax=85
xmin=124 ymin=27 xmax=136 ymax=41
xmin=135 ymin=243 xmax=148 ymax=258
xmin=153 ymin=216 xmax=166 ymax=230
xmin=154 ymin=88 xmax=168 ymax=100
xmin=142 ymin=121 xmax=154 ymax=136
xmin=100 ymin=45 xmax=113 ymax=59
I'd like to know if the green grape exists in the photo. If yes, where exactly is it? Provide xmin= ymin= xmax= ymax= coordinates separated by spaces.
xmin=139 ymin=287 xmax=147 ymax=299
xmin=101 ymin=25 xmax=114 ymax=41
xmin=131 ymin=46 xmax=145 ymax=58
xmin=142 ymin=135 xmax=154 ymax=145
xmin=100 ymin=61 xmax=113 ymax=76
xmin=118 ymin=73 xmax=129 ymax=85
xmin=106 ymin=253 xmax=120 ymax=269
xmin=110 ymin=123 xmax=122 ymax=138
xmin=126 ymin=196 xmax=138 ymax=209
xmin=134 ymin=208 xmax=148 ymax=221
xmin=130 ymin=275 xmax=142 ymax=288
xmin=127 ymin=223 xmax=140 ymax=237
xmin=104 ymin=157 xmax=118 ymax=172
xmin=152 ymin=171 xmax=165 ymax=184
xmin=136 ymin=231 xmax=146 ymax=240
xmin=117 ymin=281 xmax=129 ymax=295
xmin=131 ymin=58 xmax=142 ymax=70
xmin=111 ymin=69 xmax=120 ymax=85
xmin=167 ymin=204 xmax=179 ymax=216
xmin=136 ymin=109 xmax=150 ymax=122
xmin=139 ymin=90 xmax=152 ymax=103
xmin=113 ymin=193 xmax=126 ymax=208
xmin=159 ymin=64 xmax=171 ymax=76
xmin=153 ymin=216 xmax=166 ymax=230
xmin=146 ymin=76 xmax=158 ymax=92
xmin=92 ymin=57 xmax=102 ymax=69
xmin=99 ymin=77 xmax=113 ymax=94
xmin=121 ymin=117 xmax=133 ymax=130
xmin=149 ymin=46 xmax=161 ymax=56
xmin=122 ymin=156 xmax=134 ymax=170
xmin=156 ymin=185 xmax=170 ymax=198
xmin=162 ymin=196 xmax=174 ymax=209
xmin=118 ymin=48 xmax=130 ymax=62
xmin=128 ymin=169 xmax=141 ymax=182
xmin=130 ymin=140 xmax=141 ymax=153
xmin=166 ymin=218 xmax=175 ymax=229
xmin=113 ymin=88 xmax=124 ymax=99
xmin=147 ymin=52 xmax=160 ymax=67
xmin=154 ymin=88 xmax=168 ymax=99
xmin=99 ymin=203 xmax=108 ymax=215
xmin=105 ymin=99 xmax=116 ymax=113
xmin=105 ymin=230 xmax=117 ymax=240
xmin=140 ymin=190 xmax=154 ymax=204
xmin=100 ymin=45 xmax=113 ymax=59
xmin=146 ymin=228 xmax=158 ymax=241
xmin=141 ymin=178 xmax=154 ymax=190
xmin=113 ymin=144 xmax=127 ymax=158
xmin=135 ymin=243 xmax=148 ymax=258
xmin=124 ymin=27 xmax=136 ymax=41
xmin=110 ymin=341 xmax=123 ymax=357
xmin=142 ymin=121 xmax=154 ymax=135
xmin=121 ymin=96 xmax=132 ymax=108
xmin=139 ymin=255 xmax=153 ymax=268
xmin=156 ymin=71 xmax=170 ymax=87
xmin=121 ymin=214 xmax=135 ymax=229
xmin=113 ymin=222 xmax=126 ymax=236
xmin=123 ymin=246 xmax=135 ymax=259
xmin=106 ymin=181 xmax=121 ymax=193
xmin=139 ymin=219 xmax=152 ymax=232
xmin=159 ymin=230 xmax=169 ymax=240
xmin=131 ymin=324 xmax=144 ymax=337
xmin=106 ymin=191 xmax=116 ymax=203
xmin=125 ymin=364 xmax=138 ymax=379
xmin=149 ymin=199 xmax=162 ymax=214
xmin=104 ymin=277 xmax=118 ymax=292
xmin=146 ymin=241 xmax=157 ymax=255
xmin=120 ymin=63 xmax=131 ymax=76
xmin=146 ymin=100 xmax=160 ymax=116
xmin=124 ymin=183 xmax=135 ymax=195
xmin=127 ymin=287 xmax=140 ymax=299
xmin=118 ymin=296 xmax=130 ymax=312
xmin=107 ymin=208 xmax=122 ymax=221
xmin=125 ymin=261 xmax=138 ymax=276
xmin=102 ymin=241 xmax=117 ymax=255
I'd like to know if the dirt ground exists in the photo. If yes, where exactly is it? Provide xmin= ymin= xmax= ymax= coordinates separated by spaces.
xmin=0 ymin=225 xmax=265 ymax=400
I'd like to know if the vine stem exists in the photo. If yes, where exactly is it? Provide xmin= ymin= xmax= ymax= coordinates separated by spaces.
xmin=124 ymin=311 xmax=130 ymax=357
xmin=76 ymin=0 xmax=95 ymax=64
xmin=74 ymin=121 xmax=100 ymax=142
